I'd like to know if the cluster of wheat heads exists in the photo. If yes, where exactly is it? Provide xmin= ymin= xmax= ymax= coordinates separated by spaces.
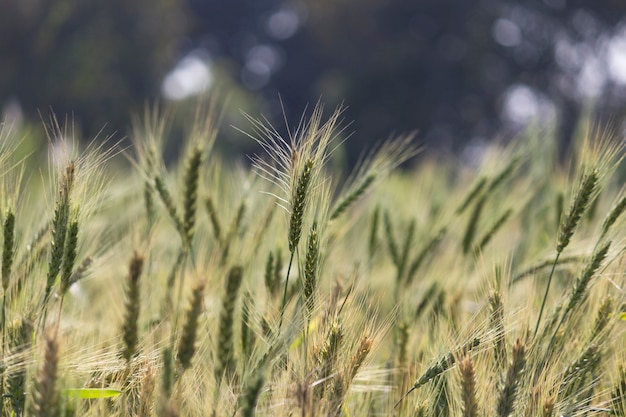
xmin=0 ymin=108 xmax=626 ymax=417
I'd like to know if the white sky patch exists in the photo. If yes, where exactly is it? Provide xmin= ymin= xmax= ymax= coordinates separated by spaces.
xmin=162 ymin=51 xmax=213 ymax=101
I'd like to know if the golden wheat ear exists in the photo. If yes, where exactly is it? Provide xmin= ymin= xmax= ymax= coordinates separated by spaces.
xmin=458 ymin=355 xmax=478 ymax=417
xmin=30 ymin=335 xmax=60 ymax=417
xmin=496 ymin=339 xmax=526 ymax=417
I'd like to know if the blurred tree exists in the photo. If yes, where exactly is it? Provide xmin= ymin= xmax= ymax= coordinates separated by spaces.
xmin=3 ymin=0 xmax=626 ymax=159
xmin=0 ymin=0 xmax=187 ymax=136
xmin=188 ymin=0 xmax=626 ymax=160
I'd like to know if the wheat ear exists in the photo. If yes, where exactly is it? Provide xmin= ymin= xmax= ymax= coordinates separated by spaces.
xmin=161 ymin=347 xmax=173 ymax=401
xmin=563 ymin=241 xmax=610 ymax=318
xmin=303 ymin=222 xmax=319 ymax=316
xmin=497 ymin=339 xmax=526 ymax=417
xmin=44 ymin=162 xmax=75 ymax=308
xmin=589 ymin=295 xmax=613 ymax=342
xmin=458 ymin=355 xmax=478 ymax=417
xmin=182 ymin=145 xmax=203 ymax=247
xmin=263 ymin=251 xmax=276 ymax=297
xmin=559 ymin=344 xmax=601 ymax=400
xmin=330 ymin=173 xmax=376 ymax=220
xmin=154 ymin=176 xmax=184 ymax=238
xmin=610 ymin=365 xmax=626 ymax=417
xmin=368 ymin=206 xmax=380 ymax=259
xmin=395 ymin=338 xmax=480 ymax=407
xmin=240 ymin=371 xmax=265 ymax=417
xmin=1 ymin=209 xmax=15 ymax=350
xmin=31 ymin=335 xmax=59 ymax=417
xmin=542 ymin=397 xmax=555 ymax=417
xmin=121 ymin=252 xmax=144 ymax=363
xmin=176 ymin=280 xmax=205 ymax=372
xmin=534 ymin=169 xmax=599 ymax=336
xmin=279 ymin=160 xmax=313 ymax=329
xmin=67 ymin=256 xmax=93 ymax=288
xmin=315 ymin=320 xmax=344 ymax=398
xmin=205 ymin=194 xmax=222 ymax=243
xmin=557 ymin=169 xmax=599 ymax=253
xmin=456 ymin=177 xmax=487 ymax=214
xmin=241 ymin=291 xmax=256 ymax=359
xmin=462 ymin=194 xmax=486 ymax=255
xmin=397 ymin=218 xmax=416 ymax=285
xmin=383 ymin=210 xmax=399 ymax=265
xmin=489 ymin=291 xmax=507 ymax=370
xmin=601 ymin=193 xmax=626 ymax=239
xmin=289 ymin=159 xmax=313 ymax=253
xmin=406 ymin=227 xmax=447 ymax=285
xmin=487 ymin=155 xmax=520 ymax=193
xmin=215 ymin=266 xmax=243 ymax=381
xmin=2 ymin=209 xmax=15 ymax=294
xmin=6 ymin=319 xmax=32 ymax=416
xmin=59 ymin=219 xmax=79 ymax=295
xmin=474 ymin=208 xmax=513 ymax=253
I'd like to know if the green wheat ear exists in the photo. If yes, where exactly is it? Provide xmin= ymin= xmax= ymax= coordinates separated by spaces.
xmin=121 ymin=252 xmax=145 ymax=363
xmin=462 ymin=194 xmax=486 ymax=255
xmin=330 ymin=173 xmax=376 ymax=220
xmin=176 ymin=280 xmax=205 ymax=372
xmin=182 ymin=145 xmax=203 ymax=247
xmin=240 ymin=371 xmax=265 ymax=417
xmin=303 ymin=221 xmax=319 ymax=315
xmin=215 ymin=266 xmax=243 ymax=381
xmin=2 ymin=209 xmax=15 ymax=292
xmin=59 ymin=219 xmax=79 ymax=295
xmin=154 ymin=176 xmax=184 ymax=238
xmin=205 ymin=194 xmax=222 ymax=243
xmin=45 ymin=162 xmax=75 ymax=307
xmin=368 ymin=206 xmax=380 ymax=259
xmin=600 ymin=193 xmax=626 ymax=239
xmin=557 ymin=169 xmax=599 ymax=253
xmin=289 ymin=159 xmax=313 ymax=253
xmin=396 ymin=338 xmax=480 ymax=407
xmin=534 ymin=168 xmax=600 ymax=336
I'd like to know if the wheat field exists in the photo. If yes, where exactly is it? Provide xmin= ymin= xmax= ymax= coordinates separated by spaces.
xmin=0 ymin=104 xmax=625 ymax=417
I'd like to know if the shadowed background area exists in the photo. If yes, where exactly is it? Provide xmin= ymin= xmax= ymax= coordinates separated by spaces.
xmin=2 ymin=0 xmax=626 ymax=161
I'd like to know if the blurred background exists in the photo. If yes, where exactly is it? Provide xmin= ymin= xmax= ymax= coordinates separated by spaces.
xmin=2 ymin=0 xmax=626 ymax=163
